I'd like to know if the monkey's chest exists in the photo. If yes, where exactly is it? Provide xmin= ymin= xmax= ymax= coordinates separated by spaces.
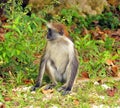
xmin=48 ymin=46 xmax=69 ymax=73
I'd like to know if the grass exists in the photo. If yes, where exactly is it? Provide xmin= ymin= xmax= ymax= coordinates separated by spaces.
xmin=1 ymin=77 xmax=120 ymax=108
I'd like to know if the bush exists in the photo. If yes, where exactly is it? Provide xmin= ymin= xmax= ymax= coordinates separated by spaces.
xmin=0 ymin=1 xmax=119 ymax=80
xmin=0 ymin=0 xmax=47 ymax=78
xmin=57 ymin=8 xmax=120 ymax=30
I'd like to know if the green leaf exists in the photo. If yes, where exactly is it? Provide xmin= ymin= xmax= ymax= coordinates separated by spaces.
xmin=104 ymin=37 xmax=114 ymax=50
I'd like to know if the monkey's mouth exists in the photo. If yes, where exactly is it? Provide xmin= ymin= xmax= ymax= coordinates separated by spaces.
xmin=47 ymin=38 xmax=55 ymax=41
xmin=47 ymin=34 xmax=53 ymax=40
xmin=47 ymin=36 xmax=56 ymax=41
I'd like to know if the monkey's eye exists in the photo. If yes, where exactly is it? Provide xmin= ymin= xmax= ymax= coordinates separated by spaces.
xmin=48 ymin=28 xmax=52 ymax=35
xmin=48 ymin=28 xmax=51 ymax=32
xmin=59 ymin=29 xmax=64 ymax=36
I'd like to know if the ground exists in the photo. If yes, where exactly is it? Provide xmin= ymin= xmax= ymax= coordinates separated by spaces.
xmin=0 ymin=77 xmax=120 ymax=108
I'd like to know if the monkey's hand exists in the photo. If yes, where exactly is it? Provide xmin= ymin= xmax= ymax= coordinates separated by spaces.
xmin=58 ymin=86 xmax=71 ymax=95
xmin=62 ymin=90 xmax=71 ymax=95
xmin=44 ymin=83 xmax=56 ymax=90
xmin=30 ymin=83 xmax=41 ymax=91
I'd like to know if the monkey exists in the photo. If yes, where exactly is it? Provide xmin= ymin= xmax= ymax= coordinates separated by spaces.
xmin=31 ymin=22 xmax=79 ymax=95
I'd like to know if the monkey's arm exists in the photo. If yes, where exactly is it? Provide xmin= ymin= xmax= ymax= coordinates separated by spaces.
xmin=66 ymin=55 xmax=78 ymax=93
xmin=31 ymin=56 xmax=46 ymax=91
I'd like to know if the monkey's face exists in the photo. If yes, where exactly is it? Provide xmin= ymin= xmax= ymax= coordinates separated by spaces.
xmin=47 ymin=28 xmax=63 ymax=41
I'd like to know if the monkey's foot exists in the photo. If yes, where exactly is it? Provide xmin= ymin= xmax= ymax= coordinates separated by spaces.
xmin=62 ymin=90 xmax=71 ymax=95
xmin=57 ymin=86 xmax=66 ymax=92
xmin=30 ymin=86 xmax=37 ymax=91
xmin=44 ymin=84 xmax=56 ymax=90
xmin=30 ymin=83 xmax=41 ymax=91
xmin=58 ymin=87 xmax=71 ymax=95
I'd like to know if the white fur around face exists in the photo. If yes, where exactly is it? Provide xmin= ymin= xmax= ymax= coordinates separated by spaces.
xmin=47 ymin=23 xmax=56 ymax=30
xmin=47 ymin=23 xmax=52 ymax=28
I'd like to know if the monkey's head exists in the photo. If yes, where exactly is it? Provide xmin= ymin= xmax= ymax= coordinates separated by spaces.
xmin=46 ymin=23 xmax=70 ymax=41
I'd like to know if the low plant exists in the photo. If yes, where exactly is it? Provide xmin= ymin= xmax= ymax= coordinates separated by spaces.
xmin=0 ymin=0 xmax=47 ymax=78
xmin=74 ymin=34 xmax=119 ymax=78
xmin=57 ymin=8 xmax=120 ymax=30
xmin=0 ymin=1 xmax=119 ymax=80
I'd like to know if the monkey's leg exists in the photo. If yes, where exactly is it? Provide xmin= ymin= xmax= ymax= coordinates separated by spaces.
xmin=59 ymin=56 xmax=78 ymax=95
xmin=57 ymin=72 xmax=67 ymax=92
xmin=31 ymin=58 xmax=46 ymax=91
xmin=45 ymin=60 xmax=62 ymax=90
xmin=57 ymin=85 xmax=66 ymax=92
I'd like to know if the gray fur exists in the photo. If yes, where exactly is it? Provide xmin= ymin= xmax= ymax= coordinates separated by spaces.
xmin=31 ymin=27 xmax=79 ymax=95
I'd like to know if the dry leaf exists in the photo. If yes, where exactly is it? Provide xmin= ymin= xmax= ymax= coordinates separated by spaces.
xmin=33 ymin=59 xmax=40 ymax=65
xmin=90 ymin=26 xmax=105 ymax=40
xmin=110 ymin=29 xmax=120 ymax=41
xmin=83 ymin=58 xmax=90 ymax=62
xmin=106 ymin=86 xmax=117 ymax=97
xmin=73 ymin=99 xmax=79 ymax=105
xmin=106 ymin=60 xmax=114 ymax=66
xmin=0 ymin=34 xmax=5 ymax=42
xmin=97 ymin=79 xmax=102 ymax=84
xmin=0 ymin=28 xmax=5 ymax=33
xmin=111 ymin=65 xmax=118 ymax=73
xmin=111 ymin=65 xmax=118 ymax=77
xmin=1 ymin=16 xmax=7 ymax=22
xmin=41 ymin=88 xmax=54 ymax=94
xmin=4 ymin=97 xmax=12 ymax=101
xmin=34 ymin=53 xmax=41 ymax=58
xmin=23 ymin=79 xmax=32 ymax=85
xmin=82 ymin=28 xmax=89 ymax=36
xmin=70 ymin=24 xmax=77 ymax=32
xmin=81 ymin=72 xmax=89 ymax=78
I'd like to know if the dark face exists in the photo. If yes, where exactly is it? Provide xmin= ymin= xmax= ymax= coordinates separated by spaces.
xmin=47 ymin=28 xmax=52 ymax=40
xmin=47 ymin=28 xmax=63 ymax=41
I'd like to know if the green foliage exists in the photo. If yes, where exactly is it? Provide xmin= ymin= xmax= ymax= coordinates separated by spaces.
xmin=74 ymin=34 xmax=118 ymax=78
xmin=57 ymin=8 xmax=120 ymax=30
xmin=0 ymin=1 xmax=119 ymax=79
xmin=104 ymin=36 xmax=115 ymax=50
xmin=98 ymin=12 xmax=120 ymax=29
xmin=60 ymin=8 xmax=79 ymax=25
xmin=0 ymin=0 xmax=47 ymax=77
xmin=118 ymin=5 xmax=120 ymax=11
